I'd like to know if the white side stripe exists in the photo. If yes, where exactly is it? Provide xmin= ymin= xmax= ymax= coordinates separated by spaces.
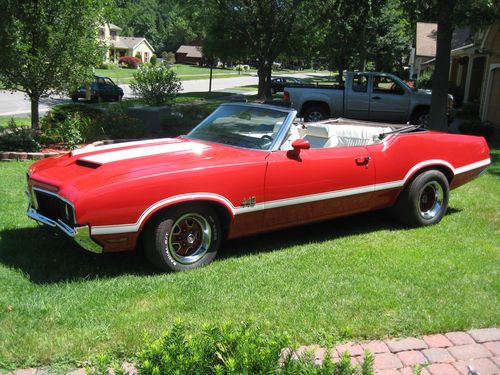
xmin=90 ymin=158 xmax=490 ymax=235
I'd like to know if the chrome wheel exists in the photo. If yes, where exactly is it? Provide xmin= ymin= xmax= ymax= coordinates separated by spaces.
xmin=418 ymin=181 xmax=444 ymax=220
xmin=307 ymin=111 xmax=324 ymax=122
xmin=167 ymin=213 xmax=212 ymax=265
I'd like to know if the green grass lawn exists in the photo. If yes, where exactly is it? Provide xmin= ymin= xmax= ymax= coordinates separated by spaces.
xmin=0 ymin=140 xmax=498 ymax=371
xmin=0 ymin=116 xmax=31 ymax=128
xmin=94 ymin=64 xmax=253 ymax=84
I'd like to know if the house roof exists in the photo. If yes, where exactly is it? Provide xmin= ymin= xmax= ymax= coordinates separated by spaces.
xmin=176 ymin=45 xmax=203 ymax=59
xmin=416 ymin=22 xmax=474 ymax=58
xmin=112 ymin=37 xmax=154 ymax=52
xmin=416 ymin=22 xmax=437 ymax=57
xmin=108 ymin=23 xmax=122 ymax=31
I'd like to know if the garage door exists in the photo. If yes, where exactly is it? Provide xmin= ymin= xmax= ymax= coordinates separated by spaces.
xmin=487 ymin=68 xmax=500 ymax=125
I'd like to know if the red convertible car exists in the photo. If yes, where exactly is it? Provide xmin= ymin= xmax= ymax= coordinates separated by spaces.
xmin=26 ymin=103 xmax=490 ymax=271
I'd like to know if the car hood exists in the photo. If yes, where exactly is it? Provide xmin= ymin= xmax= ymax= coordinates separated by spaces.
xmin=29 ymin=137 xmax=265 ymax=196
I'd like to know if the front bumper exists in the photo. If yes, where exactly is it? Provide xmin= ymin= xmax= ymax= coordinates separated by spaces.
xmin=26 ymin=189 xmax=103 ymax=254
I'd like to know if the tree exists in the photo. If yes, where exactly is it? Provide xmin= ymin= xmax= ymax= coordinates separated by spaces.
xmin=202 ymin=0 xmax=307 ymax=99
xmin=0 ymin=0 xmax=106 ymax=129
xmin=403 ymin=0 xmax=499 ymax=130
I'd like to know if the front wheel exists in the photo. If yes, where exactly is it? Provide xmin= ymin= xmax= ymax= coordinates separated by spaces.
xmin=303 ymin=106 xmax=328 ymax=122
xmin=144 ymin=205 xmax=221 ymax=272
xmin=391 ymin=170 xmax=449 ymax=227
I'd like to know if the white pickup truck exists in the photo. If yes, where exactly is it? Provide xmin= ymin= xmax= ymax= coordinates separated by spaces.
xmin=284 ymin=72 xmax=453 ymax=125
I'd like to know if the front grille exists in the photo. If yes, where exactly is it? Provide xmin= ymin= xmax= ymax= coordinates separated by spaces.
xmin=34 ymin=190 xmax=75 ymax=227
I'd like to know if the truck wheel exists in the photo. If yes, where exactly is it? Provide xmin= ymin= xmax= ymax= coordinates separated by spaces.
xmin=391 ymin=170 xmax=449 ymax=227
xmin=303 ymin=106 xmax=328 ymax=122
xmin=144 ymin=205 xmax=221 ymax=272
xmin=410 ymin=108 xmax=429 ymax=127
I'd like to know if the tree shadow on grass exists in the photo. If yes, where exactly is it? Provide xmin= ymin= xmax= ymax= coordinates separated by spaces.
xmin=0 ymin=208 xmax=462 ymax=284
xmin=0 ymin=227 xmax=160 ymax=284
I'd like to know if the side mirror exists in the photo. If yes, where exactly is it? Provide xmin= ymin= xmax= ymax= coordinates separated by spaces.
xmin=287 ymin=139 xmax=310 ymax=160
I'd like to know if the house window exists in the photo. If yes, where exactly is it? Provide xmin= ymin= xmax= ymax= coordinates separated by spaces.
xmin=144 ymin=52 xmax=149 ymax=63
xmin=111 ymin=31 xmax=117 ymax=41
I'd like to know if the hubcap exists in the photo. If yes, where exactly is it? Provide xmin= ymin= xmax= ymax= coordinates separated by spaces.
xmin=168 ymin=213 xmax=211 ymax=264
xmin=418 ymin=113 xmax=429 ymax=127
xmin=307 ymin=111 xmax=324 ymax=122
xmin=418 ymin=181 xmax=444 ymax=220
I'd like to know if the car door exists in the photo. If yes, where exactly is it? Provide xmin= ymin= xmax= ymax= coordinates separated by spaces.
xmin=263 ymin=145 xmax=375 ymax=230
xmin=344 ymin=73 xmax=371 ymax=120
xmin=369 ymin=75 xmax=410 ymax=122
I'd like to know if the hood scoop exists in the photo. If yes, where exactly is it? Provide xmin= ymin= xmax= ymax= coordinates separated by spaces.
xmin=76 ymin=159 xmax=102 ymax=169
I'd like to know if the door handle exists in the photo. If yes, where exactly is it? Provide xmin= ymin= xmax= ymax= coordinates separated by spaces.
xmin=372 ymin=96 xmax=381 ymax=100
xmin=355 ymin=156 xmax=371 ymax=168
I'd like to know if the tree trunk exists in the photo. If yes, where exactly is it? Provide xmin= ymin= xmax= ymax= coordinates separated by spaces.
xmin=257 ymin=60 xmax=272 ymax=100
xmin=30 ymin=95 xmax=40 ymax=130
xmin=428 ymin=0 xmax=455 ymax=131
xmin=337 ymin=59 xmax=345 ymax=83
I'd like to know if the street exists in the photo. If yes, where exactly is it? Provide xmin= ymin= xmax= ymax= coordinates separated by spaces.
xmin=0 ymin=74 xmax=261 ymax=117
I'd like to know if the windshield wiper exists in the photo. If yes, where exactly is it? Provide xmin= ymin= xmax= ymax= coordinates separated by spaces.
xmin=378 ymin=124 xmax=421 ymax=140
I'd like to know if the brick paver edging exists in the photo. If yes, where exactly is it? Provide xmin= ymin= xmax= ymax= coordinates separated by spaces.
xmin=289 ymin=327 xmax=500 ymax=375
xmin=0 ymin=139 xmax=139 ymax=161
xmin=3 ymin=328 xmax=499 ymax=374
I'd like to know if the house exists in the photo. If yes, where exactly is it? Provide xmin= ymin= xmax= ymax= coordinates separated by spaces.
xmin=409 ymin=22 xmax=473 ymax=78
xmin=448 ymin=23 xmax=500 ymax=125
xmin=175 ymin=43 xmax=203 ymax=65
xmin=98 ymin=23 xmax=155 ymax=63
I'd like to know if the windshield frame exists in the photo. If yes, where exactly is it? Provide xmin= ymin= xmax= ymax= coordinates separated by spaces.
xmin=185 ymin=103 xmax=297 ymax=152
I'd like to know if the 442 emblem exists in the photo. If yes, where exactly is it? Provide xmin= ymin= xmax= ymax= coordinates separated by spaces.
xmin=241 ymin=196 xmax=256 ymax=207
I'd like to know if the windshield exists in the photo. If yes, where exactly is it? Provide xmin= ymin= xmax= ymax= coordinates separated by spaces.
xmin=186 ymin=105 xmax=289 ymax=150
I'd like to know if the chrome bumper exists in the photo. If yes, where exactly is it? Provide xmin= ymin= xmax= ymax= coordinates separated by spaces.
xmin=26 ymin=195 xmax=103 ymax=254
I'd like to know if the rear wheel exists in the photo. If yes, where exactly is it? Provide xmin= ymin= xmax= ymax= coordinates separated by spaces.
xmin=144 ymin=205 xmax=221 ymax=272
xmin=303 ymin=106 xmax=328 ymax=122
xmin=391 ymin=170 xmax=449 ymax=227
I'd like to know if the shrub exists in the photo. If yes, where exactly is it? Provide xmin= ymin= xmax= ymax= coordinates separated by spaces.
xmin=0 ymin=119 xmax=41 ymax=152
xmin=161 ymin=51 xmax=176 ymax=65
xmin=42 ymin=102 xmax=148 ymax=142
xmin=131 ymin=65 xmax=182 ymax=106
xmin=136 ymin=321 xmax=376 ymax=375
xmin=135 ymin=52 xmax=142 ymax=61
xmin=416 ymin=70 xmax=433 ymax=90
xmin=235 ymin=64 xmax=250 ymax=73
xmin=459 ymin=120 xmax=496 ymax=139
xmin=119 ymin=56 xmax=141 ymax=69
xmin=40 ymin=112 xmax=84 ymax=150
xmin=150 ymin=54 xmax=157 ymax=65
xmin=97 ymin=62 xmax=117 ymax=70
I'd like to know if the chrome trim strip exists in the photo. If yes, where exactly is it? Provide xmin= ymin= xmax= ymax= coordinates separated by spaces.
xmin=83 ymin=158 xmax=491 ymax=235
xmin=454 ymin=158 xmax=490 ymax=174
xmin=90 ymin=192 xmax=236 ymax=235
xmin=27 ymin=209 xmax=102 ymax=253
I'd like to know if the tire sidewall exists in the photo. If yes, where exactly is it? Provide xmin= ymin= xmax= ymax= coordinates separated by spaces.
xmin=407 ymin=170 xmax=449 ymax=226
xmin=154 ymin=205 xmax=221 ymax=272
xmin=303 ymin=106 xmax=327 ymax=122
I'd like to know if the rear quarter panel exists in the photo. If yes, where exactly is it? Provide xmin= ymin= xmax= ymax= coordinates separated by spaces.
xmin=368 ymin=131 xmax=490 ymax=207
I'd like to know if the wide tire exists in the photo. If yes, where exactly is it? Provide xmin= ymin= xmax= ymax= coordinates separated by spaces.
xmin=303 ymin=106 xmax=328 ymax=122
xmin=410 ymin=108 xmax=429 ymax=127
xmin=144 ymin=205 xmax=221 ymax=272
xmin=391 ymin=170 xmax=449 ymax=227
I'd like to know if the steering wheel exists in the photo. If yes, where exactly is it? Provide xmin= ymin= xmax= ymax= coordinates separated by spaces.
xmin=260 ymin=135 xmax=274 ymax=148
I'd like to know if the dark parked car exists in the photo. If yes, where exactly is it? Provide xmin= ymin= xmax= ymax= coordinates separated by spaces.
xmin=71 ymin=76 xmax=124 ymax=102
xmin=270 ymin=76 xmax=302 ymax=94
